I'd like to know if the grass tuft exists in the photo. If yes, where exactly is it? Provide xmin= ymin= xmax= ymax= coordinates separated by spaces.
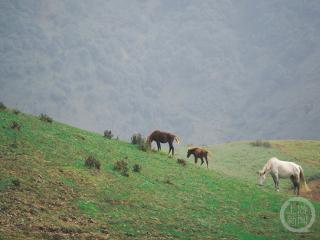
xmin=132 ymin=164 xmax=141 ymax=173
xmin=177 ymin=158 xmax=187 ymax=166
xmin=10 ymin=121 xmax=21 ymax=130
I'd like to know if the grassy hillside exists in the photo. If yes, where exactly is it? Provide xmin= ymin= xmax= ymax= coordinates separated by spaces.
xmin=177 ymin=141 xmax=320 ymax=191
xmin=0 ymin=108 xmax=319 ymax=239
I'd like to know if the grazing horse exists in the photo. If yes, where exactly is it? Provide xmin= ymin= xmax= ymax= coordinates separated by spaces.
xmin=257 ymin=157 xmax=310 ymax=195
xmin=147 ymin=130 xmax=181 ymax=155
xmin=187 ymin=147 xmax=210 ymax=168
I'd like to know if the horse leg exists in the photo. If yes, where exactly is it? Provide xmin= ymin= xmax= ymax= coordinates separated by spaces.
xmin=295 ymin=175 xmax=300 ymax=195
xmin=205 ymin=156 xmax=208 ymax=168
xmin=290 ymin=176 xmax=299 ymax=195
xmin=195 ymin=157 xmax=198 ymax=164
xmin=200 ymin=157 xmax=204 ymax=166
xmin=156 ymin=141 xmax=161 ymax=151
xmin=271 ymin=172 xmax=279 ymax=191
xmin=168 ymin=142 xmax=174 ymax=156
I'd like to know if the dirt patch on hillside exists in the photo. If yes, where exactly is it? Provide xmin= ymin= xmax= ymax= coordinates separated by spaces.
xmin=301 ymin=179 xmax=320 ymax=201
xmin=0 ymin=155 xmax=110 ymax=239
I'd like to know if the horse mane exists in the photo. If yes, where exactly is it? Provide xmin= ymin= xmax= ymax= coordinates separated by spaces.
xmin=261 ymin=157 xmax=276 ymax=173
xmin=187 ymin=147 xmax=198 ymax=151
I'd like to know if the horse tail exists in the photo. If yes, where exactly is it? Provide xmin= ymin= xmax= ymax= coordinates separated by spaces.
xmin=174 ymin=135 xmax=181 ymax=144
xmin=204 ymin=149 xmax=213 ymax=158
xmin=299 ymin=166 xmax=311 ymax=192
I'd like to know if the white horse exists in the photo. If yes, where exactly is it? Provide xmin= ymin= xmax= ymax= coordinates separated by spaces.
xmin=257 ymin=157 xmax=310 ymax=195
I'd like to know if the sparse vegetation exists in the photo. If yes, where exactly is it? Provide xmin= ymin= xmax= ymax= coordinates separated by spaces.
xmin=132 ymin=164 xmax=141 ymax=173
xmin=0 ymin=102 xmax=6 ymax=111
xmin=103 ymin=130 xmax=113 ymax=139
xmin=250 ymin=140 xmax=271 ymax=148
xmin=39 ymin=113 xmax=53 ymax=123
xmin=0 ymin=110 xmax=320 ymax=239
xmin=84 ymin=156 xmax=101 ymax=170
xmin=113 ymin=159 xmax=129 ymax=177
xmin=177 ymin=158 xmax=187 ymax=166
xmin=10 ymin=121 xmax=21 ymax=130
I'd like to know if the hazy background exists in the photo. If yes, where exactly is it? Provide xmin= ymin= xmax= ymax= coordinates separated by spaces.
xmin=1 ymin=0 xmax=319 ymax=144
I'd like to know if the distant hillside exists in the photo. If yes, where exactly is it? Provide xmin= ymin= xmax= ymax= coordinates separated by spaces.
xmin=1 ymin=0 xmax=320 ymax=143
xmin=1 ymin=108 xmax=320 ymax=239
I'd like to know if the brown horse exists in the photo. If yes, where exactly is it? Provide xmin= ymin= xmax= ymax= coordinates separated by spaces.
xmin=147 ymin=130 xmax=181 ymax=155
xmin=187 ymin=147 xmax=210 ymax=168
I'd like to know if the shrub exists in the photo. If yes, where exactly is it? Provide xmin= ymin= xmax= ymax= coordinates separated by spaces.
xmin=250 ymin=140 xmax=271 ymax=148
xmin=177 ymin=158 xmax=187 ymax=166
xmin=85 ymin=156 xmax=101 ymax=170
xmin=13 ymin=109 xmax=20 ymax=115
xmin=132 ymin=164 xmax=141 ymax=173
xmin=131 ymin=133 xmax=151 ymax=152
xmin=113 ymin=159 xmax=129 ymax=177
xmin=104 ymin=130 xmax=113 ymax=139
xmin=131 ymin=133 xmax=143 ymax=145
xmin=10 ymin=121 xmax=21 ymax=130
xmin=0 ymin=102 xmax=6 ymax=111
xmin=40 ymin=113 xmax=53 ymax=123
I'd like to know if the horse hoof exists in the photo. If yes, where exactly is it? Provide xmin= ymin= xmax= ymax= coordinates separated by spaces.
xmin=276 ymin=189 xmax=279 ymax=192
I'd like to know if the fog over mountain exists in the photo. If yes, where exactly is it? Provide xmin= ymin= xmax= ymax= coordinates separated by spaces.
xmin=1 ymin=0 xmax=320 ymax=144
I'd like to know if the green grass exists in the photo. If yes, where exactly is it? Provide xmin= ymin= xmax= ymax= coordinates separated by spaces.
xmin=178 ymin=141 xmax=320 ymax=191
xmin=1 ymin=109 xmax=319 ymax=239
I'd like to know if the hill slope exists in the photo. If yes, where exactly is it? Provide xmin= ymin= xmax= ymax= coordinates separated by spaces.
xmin=0 ymin=109 xmax=319 ymax=239
xmin=177 ymin=140 xmax=320 ymax=198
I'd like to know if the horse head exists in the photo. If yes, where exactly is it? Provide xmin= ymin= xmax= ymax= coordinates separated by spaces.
xmin=187 ymin=149 xmax=192 ymax=158
xmin=256 ymin=170 xmax=266 ymax=185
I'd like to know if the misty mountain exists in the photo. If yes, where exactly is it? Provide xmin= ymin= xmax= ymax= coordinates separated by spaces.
xmin=1 ymin=0 xmax=320 ymax=144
